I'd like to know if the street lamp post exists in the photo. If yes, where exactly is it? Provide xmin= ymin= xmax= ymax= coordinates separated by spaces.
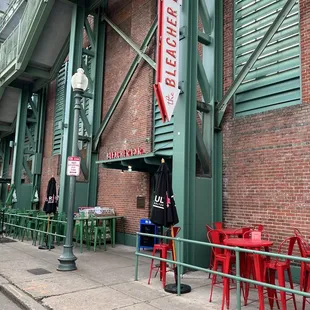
xmin=58 ymin=68 xmax=88 ymax=271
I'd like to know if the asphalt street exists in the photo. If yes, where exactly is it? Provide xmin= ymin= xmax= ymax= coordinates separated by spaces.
xmin=0 ymin=291 xmax=22 ymax=310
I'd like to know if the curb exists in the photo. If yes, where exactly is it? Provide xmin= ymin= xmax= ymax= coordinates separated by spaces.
xmin=0 ymin=282 xmax=46 ymax=310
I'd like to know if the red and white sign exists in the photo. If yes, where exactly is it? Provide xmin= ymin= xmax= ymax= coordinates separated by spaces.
xmin=107 ymin=147 xmax=145 ymax=160
xmin=154 ymin=0 xmax=181 ymax=122
xmin=66 ymin=156 xmax=81 ymax=176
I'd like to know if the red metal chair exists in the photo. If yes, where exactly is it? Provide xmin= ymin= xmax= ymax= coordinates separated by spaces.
xmin=148 ymin=226 xmax=181 ymax=288
xmin=301 ymin=263 xmax=310 ymax=310
xmin=253 ymin=224 xmax=264 ymax=232
xmin=294 ymin=228 xmax=310 ymax=290
xmin=207 ymin=229 xmax=235 ymax=308
xmin=263 ymin=236 xmax=297 ymax=310
xmin=213 ymin=222 xmax=223 ymax=229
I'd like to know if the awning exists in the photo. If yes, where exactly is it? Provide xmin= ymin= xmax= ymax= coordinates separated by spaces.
xmin=96 ymin=153 xmax=172 ymax=173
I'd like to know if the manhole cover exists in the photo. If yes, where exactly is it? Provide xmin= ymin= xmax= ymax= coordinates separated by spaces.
xmin=0 ymin=237 xmax=17 ymax=243
xmin=27 ymin=268 xmax=52 ymax=275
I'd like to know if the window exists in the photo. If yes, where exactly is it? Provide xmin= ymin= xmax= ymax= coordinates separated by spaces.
xmin=234 ymin=0 xmax=301 ymax=116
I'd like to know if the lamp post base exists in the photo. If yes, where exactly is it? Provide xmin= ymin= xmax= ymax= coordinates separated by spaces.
xmin=57 ymin=245 xmax=77 ymax=271
xmin=164 ymin=283 xmax=191 ymax=294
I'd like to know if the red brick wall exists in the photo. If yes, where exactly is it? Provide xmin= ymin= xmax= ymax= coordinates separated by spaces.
xmin=222 ymin=0 xmax=310 ymax=246
xmin=97 ymin=0 xmax=156 ymax=234
xmin=40 ymin=81 xmax=60 ymax=205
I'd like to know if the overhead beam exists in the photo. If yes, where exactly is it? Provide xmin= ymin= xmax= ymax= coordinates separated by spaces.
xmin=93 ymin=19 xmax=157 ymax=151
xmin=24 ymin=66 xmax=50 ymax=80
xmin=216 ymin=0 xmax=296 ymax=127
xmin=102 ymin=14 xmax=156 ymax=70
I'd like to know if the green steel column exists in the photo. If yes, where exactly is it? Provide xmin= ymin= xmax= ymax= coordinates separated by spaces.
xmin=0 ymin=139 xmax=10 ymax=202
xmin=32 ymin=88 xmax=47 ymax=208
xmin=58 ymin=4 xmax=84 ymax=213
xmin=172 ymin=0 xmax=198 ymax=266
xmin=213 ymin=0 xmax=223 ymax=223
xmin=88 ymin=3 xmax=107 ymax=206
xmin=11 ymin=87 xmax=29 ymax=209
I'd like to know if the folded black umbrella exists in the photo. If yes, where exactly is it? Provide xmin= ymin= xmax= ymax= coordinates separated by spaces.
xmin=150 ymin=161 xmax=179 ymax=228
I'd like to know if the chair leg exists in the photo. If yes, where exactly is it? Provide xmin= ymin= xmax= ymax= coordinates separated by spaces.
xmin=148 ymin=248 xmax=156 ymax=285
xmin=277 ymin=267 xmax=287 ymax=310
xmin=103 ymin=222 xmax=107 ymax=251
xmin=94 ymin=228 xmax=98 ymax=252
xmin=303 ymin=270 xmax=309 ymax=310
xmin=209 ymin=259 xmax=218 ymax=302
xmin=287 ymin=269 xmax=297 ymax=310
xmin=80 ymin=222 xmax=83 ymax=253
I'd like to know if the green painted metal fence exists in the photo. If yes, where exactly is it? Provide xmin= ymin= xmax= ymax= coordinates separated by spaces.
xmin=135 ymin=232 xmax=310 ymax=309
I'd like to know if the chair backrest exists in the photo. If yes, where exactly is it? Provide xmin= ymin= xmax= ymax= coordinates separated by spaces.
xmin=276 ymin=236 xmax=297 ymax=265
xmin=253 ymin=224 xmax=264 ymax=232
xmin=206 ymin=224 xmax=213 ymax=238
xmin=207 ymin=229 xmax=227 ymax=256
xmin=213 ymin=222 xmax=223 ymax=229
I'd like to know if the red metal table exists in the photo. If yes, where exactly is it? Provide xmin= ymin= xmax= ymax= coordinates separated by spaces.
xmin=222 ymin=238 xmax=273 ymax=310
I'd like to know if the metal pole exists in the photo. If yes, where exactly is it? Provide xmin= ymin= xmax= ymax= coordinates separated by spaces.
xmin=57 ymin=91 xmax=82 ymax=271
xmin=134 ymin=233 xmax=139 ymax=281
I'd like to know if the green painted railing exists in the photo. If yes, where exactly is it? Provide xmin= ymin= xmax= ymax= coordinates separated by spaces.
xmin=135 ymin=232 xmax=310 ymax=309
xmin=0 ymin=0 xmax=41 ymax=73
xmin=0 ymin=0 xmax=24 ymax=31
xmin=2 ymin=212 xmax=66 ymax=247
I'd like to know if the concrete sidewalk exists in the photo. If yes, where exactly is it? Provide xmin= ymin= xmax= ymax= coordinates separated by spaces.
xmin=0 ymin=238 xmax=303 ymax=309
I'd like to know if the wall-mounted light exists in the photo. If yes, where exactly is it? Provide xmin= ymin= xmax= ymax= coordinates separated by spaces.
xmin=128 ymin=166 xmax=132 ymax=172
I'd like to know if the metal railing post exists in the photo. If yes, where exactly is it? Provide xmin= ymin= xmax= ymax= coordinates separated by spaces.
xmin=235 ymin=250 xmax=241 ymax=310
xmin=177 ymin=238 xmax=181 ymax=296
xmin=134 ymin=233 xmax=139 ymax=281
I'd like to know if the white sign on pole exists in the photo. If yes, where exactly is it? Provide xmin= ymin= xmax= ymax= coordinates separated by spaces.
xmin=66 ymin=156 xmax=81 ymax=176
xmin=154 ymin=0 xmax=181 ymax=122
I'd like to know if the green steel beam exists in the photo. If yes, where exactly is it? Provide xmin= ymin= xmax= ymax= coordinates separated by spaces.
xmin=102 ymin=14 xmax=156 ymax=70
xmin=216 ymin=0 xmax=296 ymax=127
xmin=197 ymin=100 xmax=211 ymax=113
xmin=0 ymin=87 xmax=5 ymax=101
xmin=25 ymin=126 xmax=35 ymax=149
xmin=197 ymin=53 xmax=211 ymax=103
xmin=79 ymin=105 xmax=91 ymax=136
xmin=93 ymin=18 xmax=157 ymax=151
xmin=59 ymin=4 xmax=85 ymax=213
xmin=196 ymin=122 xmax=210 ymax=174
xmin=213 ymin=0 xmax=223 ymax=223
xmin=23 ymin=157 xmax=33 ymax=182
xmin=198 ymin=31 xmax=211 ymax=45
xmin=0 ymin=139 xmax=10 ymax=202
xmin=84 ymin=19 xmax=95 ymax=48
xmin=88 ymin=2 xmax=107 ymax=207
xmin=198 ymin=0 xmax=212 ymax=34
xmin=77 ymin=148 xmax=89 ymax=180
xmin=172 ymin=0 xmax=198 ymax=267
xmin=29 ymin=97 xmax=38 ymax=119
xmin=11 ymin=87 xmax=28 ymax=209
